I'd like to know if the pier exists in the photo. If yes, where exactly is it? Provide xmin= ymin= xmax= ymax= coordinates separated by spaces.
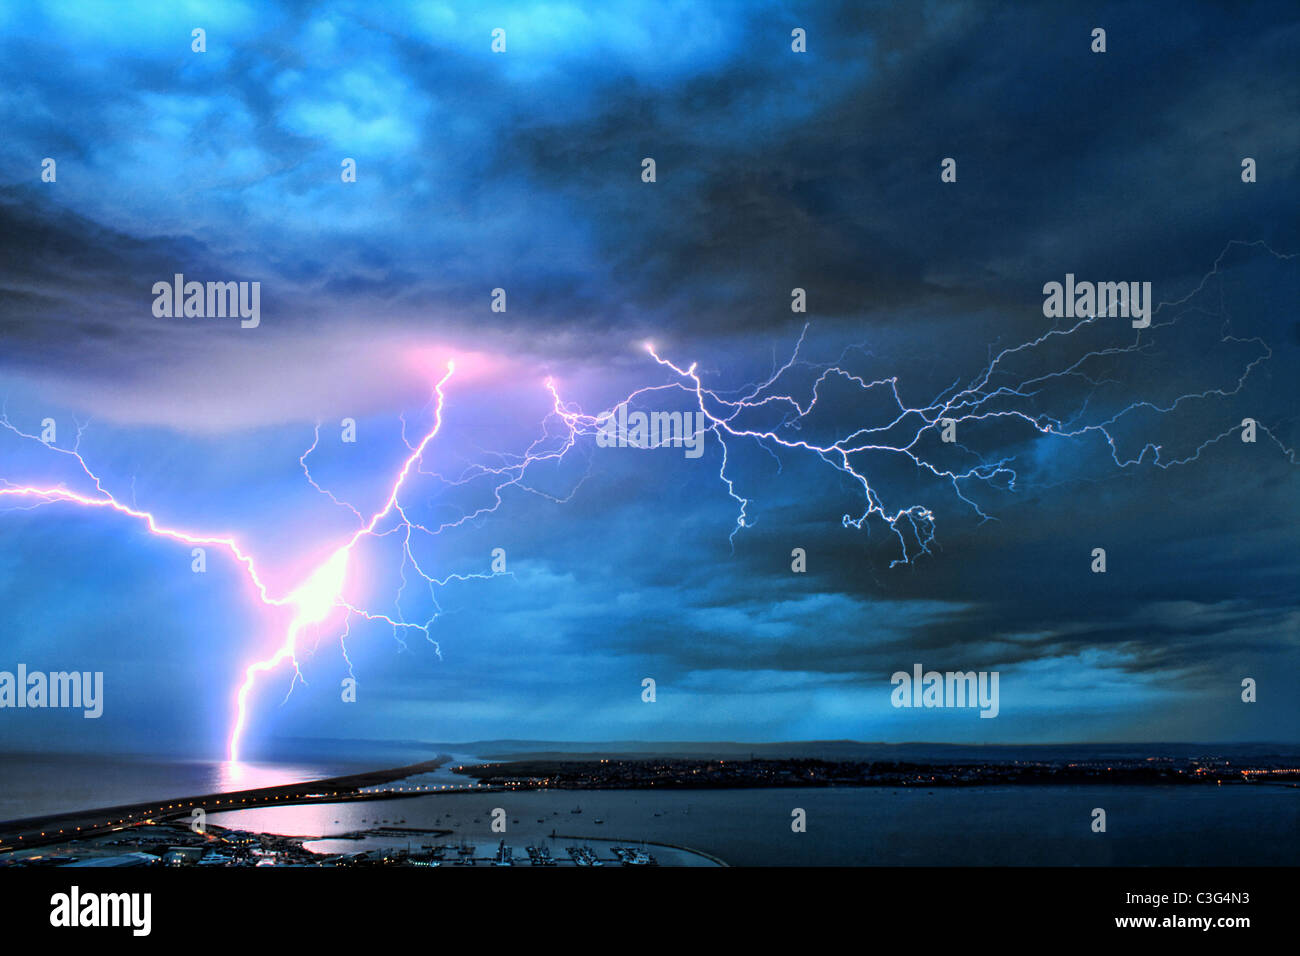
xmin=0 ymin=755 xmax=500 ymax=852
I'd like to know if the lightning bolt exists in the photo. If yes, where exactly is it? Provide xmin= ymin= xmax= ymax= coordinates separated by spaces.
xmin=0 ymin=241 xmax=1293 ymax=761
xmin=1 ymin=362 xmax=467 ymax=762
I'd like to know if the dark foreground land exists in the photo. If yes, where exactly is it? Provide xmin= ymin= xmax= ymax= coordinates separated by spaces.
xmin=453 ymin=754 xmax=1300 ymax=790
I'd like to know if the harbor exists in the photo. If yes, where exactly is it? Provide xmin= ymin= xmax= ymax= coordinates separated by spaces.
xmin=0 ymin=817 xmax=722 ymax=868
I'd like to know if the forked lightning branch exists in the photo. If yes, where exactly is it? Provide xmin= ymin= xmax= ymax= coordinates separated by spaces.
xmin=0 ymin=246 xmax=1292 ymax=760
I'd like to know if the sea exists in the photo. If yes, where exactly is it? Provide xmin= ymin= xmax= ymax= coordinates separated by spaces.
xmin=203 ymin=783 xmax=1297 ymax=866
xmin=2 ymin=745 xmax=1295 ymax=866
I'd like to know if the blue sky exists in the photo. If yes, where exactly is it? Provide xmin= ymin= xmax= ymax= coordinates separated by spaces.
xmin=0 ymin=0 xmax=1296 ymax=759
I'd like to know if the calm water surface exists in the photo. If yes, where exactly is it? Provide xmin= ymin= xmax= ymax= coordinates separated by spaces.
xmin=0 ymin=752 xmax=370 ymax=820
xmin=209 ymin=784 xmax=1298 ymax=866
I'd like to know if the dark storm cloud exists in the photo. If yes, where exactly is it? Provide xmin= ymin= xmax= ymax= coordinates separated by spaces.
xmin=2 ymin=0 xmax=1294 ymax=360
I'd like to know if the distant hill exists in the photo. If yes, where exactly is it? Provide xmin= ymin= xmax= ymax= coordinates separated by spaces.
xmin=264 ymin=737 xmax=1300 ymax=764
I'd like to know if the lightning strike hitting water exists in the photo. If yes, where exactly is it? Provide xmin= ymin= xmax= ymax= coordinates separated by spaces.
xmin=0 ymin=242 xmax=1293 ymax=761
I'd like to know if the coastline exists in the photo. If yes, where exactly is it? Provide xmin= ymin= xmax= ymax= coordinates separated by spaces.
xmin=0 ymin=755 xmax=459 ymax=852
